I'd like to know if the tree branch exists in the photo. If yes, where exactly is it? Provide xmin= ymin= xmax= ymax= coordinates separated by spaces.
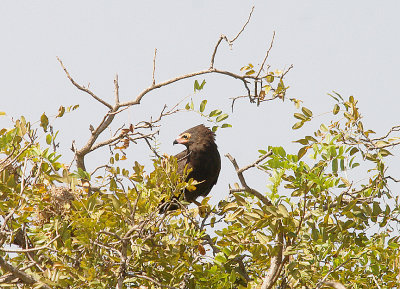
xmin=210 ymin=6 xmax=254 ymax=69
xmin=57 ymin=57 xmax=113 ymax=109
xmin=0 ymin=256 xmax=51 ymax=289
xmin=256 ymin=31 xmax=276 ymax=78
xmin=260 ymin=232 xmax=285 ymax=289
xmin=225 ymin=153 xmax=272 ymax=206
xmin=1 ymin=234 xmax=60 ymax=253
xmin=152 ymin=48 xmax=157 ymax=86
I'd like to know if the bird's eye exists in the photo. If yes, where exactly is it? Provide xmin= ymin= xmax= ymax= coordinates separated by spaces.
xmin=181 ymin=133 xmax=190 ymax=139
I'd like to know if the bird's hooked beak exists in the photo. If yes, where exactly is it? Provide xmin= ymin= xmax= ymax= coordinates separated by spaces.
xmin=173 ymin=133 xmax=190 ymax=145
xmin=173 ymin=137 xmax=184 ymax=145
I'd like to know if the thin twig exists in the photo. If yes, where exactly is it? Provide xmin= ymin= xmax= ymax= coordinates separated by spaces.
xmin=256 ymin=31 xmax=276 ymax=78
xmin=315 ymin=258 xmax=353 ymax=289
xmin=225 ymin=153 xmax=272 ymax=206
xmin=57 ymin=57 xmax=113 ymax=109
xmin=238 ymin=151 xmax=272 ymax=174
xmin=231 ymin=6 xmax=255 ymax=43
xmin=210 ymin=6 xmax=254 ymax=69
xmin=152 ymin=48 xmax=157 ymax=86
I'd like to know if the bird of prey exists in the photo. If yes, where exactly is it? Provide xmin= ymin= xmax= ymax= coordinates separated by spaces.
xmin=159 ymin=124 xmax=221 ymax=212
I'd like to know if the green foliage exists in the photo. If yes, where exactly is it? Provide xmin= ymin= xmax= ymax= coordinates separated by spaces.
xmin=185 ymin=80 xmax=232 ymax=132
xmin=0 ymin=94 xmax=399 ymax=288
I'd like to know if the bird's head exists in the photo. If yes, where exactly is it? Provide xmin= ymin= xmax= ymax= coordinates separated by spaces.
xmin=173 ymin=124 xmax=216 ymax=149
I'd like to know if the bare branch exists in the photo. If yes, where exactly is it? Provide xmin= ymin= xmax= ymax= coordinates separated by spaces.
xmin=210 ymin=35 xmax=228 ymax=69
xmin=225 ymin=153 xmax=272 ymax=206
xmin=256 ymin=31 xmax=276 ymax=78
xmin=57 ymin=57 xmax=113 ymax=109
xmin=372 ymin=125 xmax=400 ymax=141
xmin=152 ymin=48 xmax=157 ymax=86
xmin=238 ymin=150 xmax=272 ymax=174
xmin=114 ymin=74 xmax=120 ymax=105
xmin=231 ymin=6 xmax=255 ymax=43
xmin=210 ymin=6 xmax=254 ymax=69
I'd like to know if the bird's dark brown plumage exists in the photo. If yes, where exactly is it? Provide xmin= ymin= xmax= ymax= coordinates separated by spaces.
xmin=160 ymin=124 xmax=221 ymax=212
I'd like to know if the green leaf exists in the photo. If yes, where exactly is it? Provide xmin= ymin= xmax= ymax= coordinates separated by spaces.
xmin=294 ymin=138 xmax=309 ymax=145
xmin=199 ymin=80 xmax=206 ymax=90
xmin=301 ymin=107 xmax=313 ymax=118
xmin=221 ymin=123 xmax=232 ymax=128
xmin=332 ymin=158 xmax=338 ymax=174
xmin=292 ymin=121 xmax=304 ymax=130
xmin=333 ymin=104 xmax=340 ymax=115
xmin=209 ymin=109 xmax=222 ymax=117
xmin=216 ymin=114 xmax=229 ymax=122
xmin=46 ymin=134 xmax=52 ymax=145
xmin=277 ymin=204 xmax=289 ymax=218
xmin=199 ymin=100 xmax=207 ymax=113
xmin=294 ymin=113 xmax=307 ymax=121
xmin=379 ymin=149 xmax=392 ymax=157
xmin=266 ymin=74 xmax=274 ymax=83
xmin=194 ymin=80 xmax=199 ymax=91
xmin=298 ymin=146 xmax=308 ymax=160
xmin=40 ymin=113 xmax=49 ymax=132
xmin=57 ymin=106 xmax=65 ymax=117
xmin=340 ymin=158 xmax=345 ymax=171
xmin=349 ymin=147 xmax=358 ymax=156
xmin=256 ymin=232 xmax=269 ymax=245
xmin=245 ymin=69 xmax=255 ymax=75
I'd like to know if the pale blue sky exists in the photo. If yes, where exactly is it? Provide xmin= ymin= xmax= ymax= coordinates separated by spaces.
xmin=1 ymin=1 xmax=399 ymax=203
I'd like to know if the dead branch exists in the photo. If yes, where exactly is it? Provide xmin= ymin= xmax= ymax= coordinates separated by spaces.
xmin=152 ymin=48 xmax=157 ymax=85
xmin=114 ymin=74 xmax=120 ymax=105
xmin=57 ymin=57 xmax=113 ymax=109
xmin=210 ymin=6 xmax=254 ymax=69
xmin=256 ymin=31 xmax=276 ymax=78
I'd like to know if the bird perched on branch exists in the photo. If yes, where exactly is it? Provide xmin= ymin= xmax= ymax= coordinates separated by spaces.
xmin=159 ymin=124 xmax=221 ymax=212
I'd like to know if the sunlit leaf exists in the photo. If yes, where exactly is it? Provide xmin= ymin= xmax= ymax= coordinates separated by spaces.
xmin=216 ymin=114 xmax=229 ymax=122
xmin=199 ymin=100 xmax=207 ymax=113
xmin=301 ymin=107 xmax=313 ymax=118
xmin=333 ymin=104 xmax=340 ymax=115
xmin=292 ymin=121 xmax=304 ymax=130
